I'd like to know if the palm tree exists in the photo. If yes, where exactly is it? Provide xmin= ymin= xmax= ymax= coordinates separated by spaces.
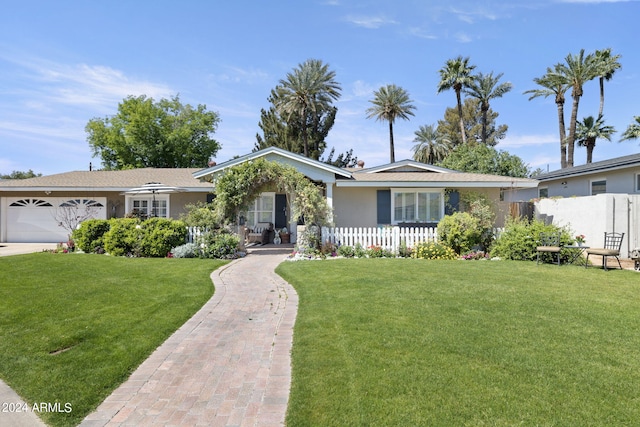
xmin=620 ymin=116 xmax=640 ymax=142
xmin=366 ymin=84 xmax=416 ymax=163
xmin=524 ymin=65 xmax=570 ymax=168
xmin=412 ymin=124 xmax=451 ymax=164
xmin=576 ymin=115 xmax=615 ymax=164
xmin=464 ymin=72 xmax=512 ymax=145
xmin=592 ymin=48 xmax=622 ymax=118
xmin=276 ymin=59 xmax=341 ymax=158
xmin=437 ymin=56 xmax=476 ymax=145
xmin=554 ymin=49 xmax=598 ymax=167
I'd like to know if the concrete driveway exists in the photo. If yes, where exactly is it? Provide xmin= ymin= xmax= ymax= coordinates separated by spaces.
xmin=0 ymin=243 xmax=58 ymax=257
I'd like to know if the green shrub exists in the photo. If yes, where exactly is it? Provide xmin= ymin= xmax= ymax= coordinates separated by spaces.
xmin=139 ymin=218 xmax=188 ymax=257
xmin=490 ymin=217 xmax=573 ymax=262
xmin=72 ymin=219 xmax=111 ymax=253
xmin=199 ymin=230 xmax=239 ymax=259
xmin=103 ymin=218 xmax=142 ymax=257
xmin=354 ymin=243 xmax=367 ymax=258
xmin=412 ymin=241 xmax=457 ymax=260
xmin=337 ymin=245 xmax=355 ymax=258
xmin=366 ymin=245 xmax=394 ymax=258
xmin=437 ymin=212 xmax=482 ymax=254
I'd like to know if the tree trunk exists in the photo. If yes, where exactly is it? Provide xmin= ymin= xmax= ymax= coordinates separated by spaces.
xmin=598 ymin=77 xmax=605 ymax=118
xmin=587 ymin=138 xmax=595 ymax=164
xmin=567 ymin=93 xmax=581 ymax=168
xmin=389 ymin=120 xmax=395 ymax=163
xmin=481 ymin=103 xmax=488 ymax=145
xmin=456 ymin=89 xmax=467 ymax=145
xmin=556 ymin=100 xmax=567 ymax=169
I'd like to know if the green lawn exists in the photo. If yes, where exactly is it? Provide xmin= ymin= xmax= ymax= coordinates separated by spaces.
xmin=0 ymin=253 xmax=225 ymax=427
xmin=277 ymin=259 xmax=640 ymax=426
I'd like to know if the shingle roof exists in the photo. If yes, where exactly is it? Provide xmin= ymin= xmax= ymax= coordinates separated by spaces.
xmin=535 ymin=153 xmax=640 ymax=181
xmin=337 ymin=171 xmax=537 ymax=188
xmin=0 ymin=168 xmax=212 ymax=191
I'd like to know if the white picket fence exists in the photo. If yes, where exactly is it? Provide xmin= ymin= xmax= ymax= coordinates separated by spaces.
xmin=186 ymin=226 xmax=208 ymax=243
xmin=321 ymin=226 xmax=504 ymax=252
xmin=187 ymin=225 xmax=504 ymax=251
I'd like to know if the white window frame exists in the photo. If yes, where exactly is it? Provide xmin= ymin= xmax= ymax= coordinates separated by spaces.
xmin=390 ymin=188 xmax=444 ymax=224
xmin=590 ymin=179 xmax=607 ymax=196
xmin=247 ymin=192 xmax=275 ymax=227
xmin=635 ymin=174 xmax=640 ymax=193
xmin=126 ymin=195 xmax=170 ymax=218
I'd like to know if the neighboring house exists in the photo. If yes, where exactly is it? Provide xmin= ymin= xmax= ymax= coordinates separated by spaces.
xmin=193 ymin=147 xmax=538 ymax=241
xmin=0 ymin=148 xmax=539 ymax=243
xmin=0 ymin=168 xmax=212 ymax=243
xmin=523 ymin=153 xmax=640 ymax=200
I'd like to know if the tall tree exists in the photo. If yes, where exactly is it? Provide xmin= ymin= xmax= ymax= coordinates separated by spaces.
xmin=255 ymin=86 xmax=337 ymax=159
xmin=274 ymin=59 xmax=341 ymax=158
xmin=464 ymin=72 xmax=512 ymax=145
xmin=436 ymin=98 xmax=508 ymax=147
xmin=0 ymin=169 xmax=42 ymax=179
xmin=366 ymin=84 xmax=416 ymax=163
xmin=411 ymin=124 xmax=451 ymax=164
xmin=437 ymin=56 xmax=476 ymax=145
xmin=86 ymin=95 xmax=220 ymax=170
xmin=554 ymin=49 xmax=597 ymax=167
xmin=593 ymin=48 xmax=622 ymax=118
xmin=576 ymin=115 xmax=616 ymax=164
xmin=620 ymin=116 xmax=640 ymax=142
xmin=438 ymin=143 xmax=530 ymax=178
xmin=524 ymin=66 xmax=570 ymax=168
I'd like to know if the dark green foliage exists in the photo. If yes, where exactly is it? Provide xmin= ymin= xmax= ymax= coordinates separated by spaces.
xmin=198 ymin=230 xmax=239 ymax=259
xmin=438 ymin=142 xmax=530 ymax=177
xmin=0 ymin=169 xmax=41 ymax=179
xmin=437 ymin=212 xmax=482 ymax=254
xmin=491 ymin=217 xmax=572 ymax=261
xmin=102 ymin=218 xmax=142 ymax=256
xmin=86 ymin=94 xmax=220 ymax=170
xmin=72 ymin=219 xmax=111 ymax=253
xmin=139 ymin=218 xmax=188 ymax=257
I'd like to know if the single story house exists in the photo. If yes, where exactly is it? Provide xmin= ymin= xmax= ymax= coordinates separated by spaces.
xmin=193 ymin=147 xmax=538 ymax=241
xmin=518 ymin=153 xmax=640 ymax=200
xmin=0 ymin=168 xmax=212 ymax=242
xmin=0 ymin=147 xmax=538 ymax=243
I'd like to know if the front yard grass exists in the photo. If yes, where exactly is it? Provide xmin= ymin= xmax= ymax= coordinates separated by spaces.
xmin=0 ymin=253 xmax=225 ymax=427
xmin=277 ymin=259 xmax=640 ymax=426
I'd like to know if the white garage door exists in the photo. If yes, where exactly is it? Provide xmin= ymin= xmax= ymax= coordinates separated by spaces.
xmin=6 ymin=197 xmax=107 ymax=243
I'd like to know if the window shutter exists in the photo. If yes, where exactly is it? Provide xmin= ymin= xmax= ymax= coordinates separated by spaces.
xmin=377 ymin=190 xmax=391 ymax=224
xmin=445 ymin=190 xmax=459 ymax=215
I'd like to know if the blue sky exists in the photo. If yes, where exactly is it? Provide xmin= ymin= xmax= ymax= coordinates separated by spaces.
xmin=1 ymin=0 xmax=639 ymax=176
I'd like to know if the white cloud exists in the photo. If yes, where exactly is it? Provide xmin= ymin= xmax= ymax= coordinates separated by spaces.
xmin=501 ymin=133 xmax=558 ymax=148
xmin=344 ymin=15 xmax=397 ymax=29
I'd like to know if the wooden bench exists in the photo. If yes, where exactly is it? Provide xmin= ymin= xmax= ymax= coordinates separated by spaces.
xmin=245 ymin=222 xmax=274 ymax=244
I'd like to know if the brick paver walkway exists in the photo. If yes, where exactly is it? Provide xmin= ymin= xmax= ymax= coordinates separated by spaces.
xmin=81 ymin=246 xmax=296 ymax=426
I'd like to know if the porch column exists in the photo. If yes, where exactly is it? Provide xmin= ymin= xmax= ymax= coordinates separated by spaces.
xmin=326 ymin=182 xmax=334 ymax=223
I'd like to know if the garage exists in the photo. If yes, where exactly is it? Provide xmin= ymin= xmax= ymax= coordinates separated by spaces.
xmin=5 ymin=197 xmax=107 ymax=243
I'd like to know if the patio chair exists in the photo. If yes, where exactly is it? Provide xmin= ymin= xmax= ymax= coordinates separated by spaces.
xmin=537 ymin=232 xmax=562 ymax=266
xmin=585 ymin=232 xmax=624 ymax=270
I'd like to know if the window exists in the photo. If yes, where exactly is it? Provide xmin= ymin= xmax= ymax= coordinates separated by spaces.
xmin=391 ymin=189 xmax=443 ymax=223
xmin=591 ymin=179 xmax=606 ymax=196
xmin=247 ymin=193 xmax=275 ymax=226
xmin=539 ymin=187 xmax=548 ymax=198
xmin=636 ymin=174 xmax=640 ymax=192
xmin=131 ymin=198 xmax=168 ymax=218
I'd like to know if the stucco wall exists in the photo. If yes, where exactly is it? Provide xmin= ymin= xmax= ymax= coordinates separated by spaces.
xmin=332 ymin=187 xmax=378 ymax=227
xmin=539 ymin=168 xmax=640 ymax=198
xmin=535 ymin=194 xmax=637 ymax=258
